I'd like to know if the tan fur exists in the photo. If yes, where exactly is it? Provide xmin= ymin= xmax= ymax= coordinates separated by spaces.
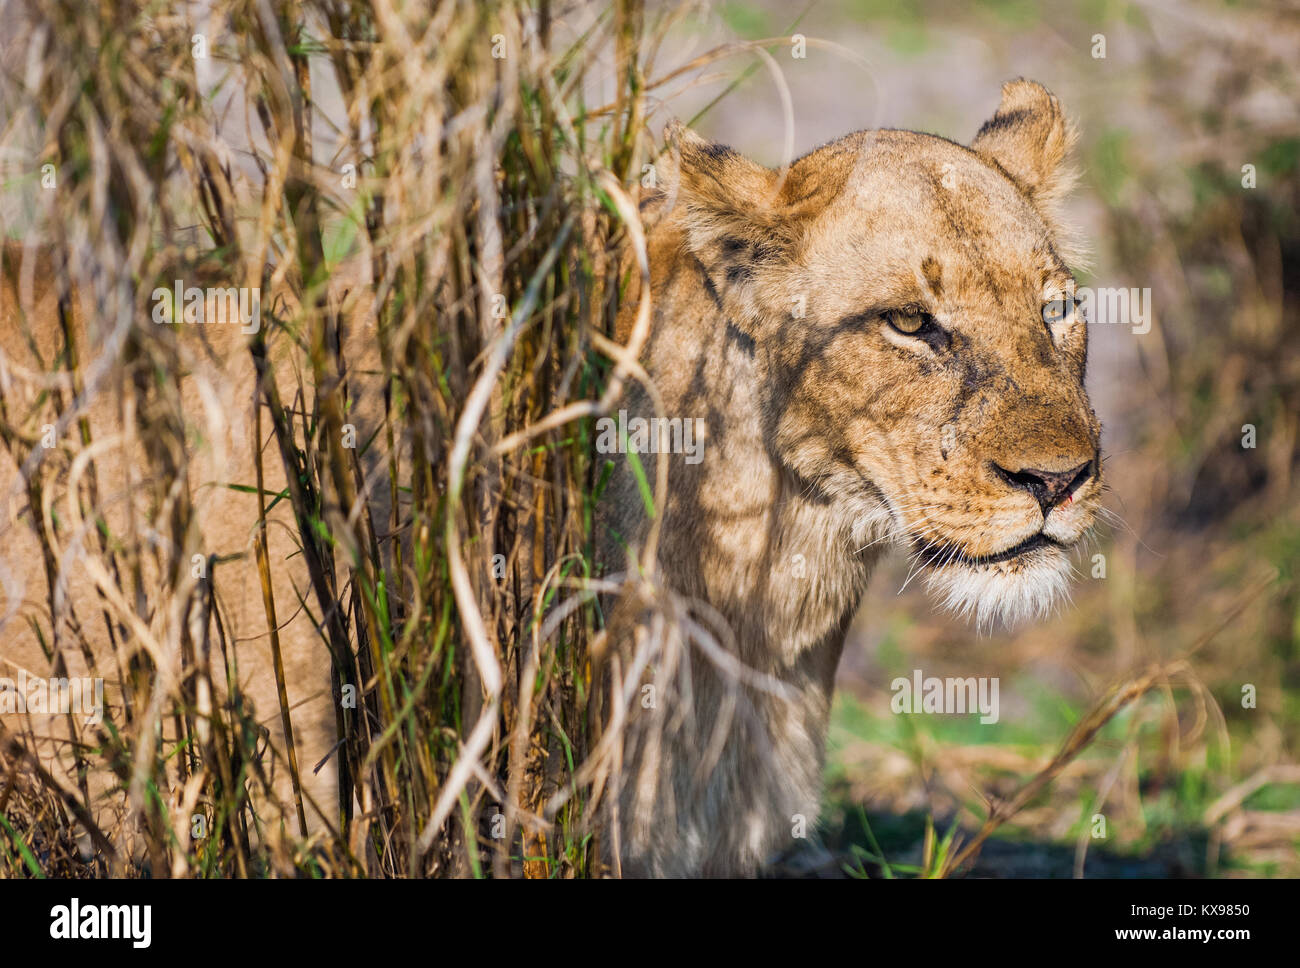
xmin=0 ymin=247 xmax=375 ymax=836
xmin=600 ymin=80 xmax=1103 ymax=876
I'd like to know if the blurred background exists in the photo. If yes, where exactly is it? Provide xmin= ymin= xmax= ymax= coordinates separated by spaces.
xmin=616 ymin=0 xmax=1300 ymax=876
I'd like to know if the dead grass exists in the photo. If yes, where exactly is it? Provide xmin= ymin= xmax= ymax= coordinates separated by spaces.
xmin=0 ymin=0 xmax=682 ymax=878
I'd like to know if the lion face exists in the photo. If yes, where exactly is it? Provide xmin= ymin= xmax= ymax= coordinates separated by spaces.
xmin=672 ymin=80 xmax=1101 ymax=628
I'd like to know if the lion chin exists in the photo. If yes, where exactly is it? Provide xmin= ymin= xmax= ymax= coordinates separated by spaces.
xmin=924 ymin=541 xmax=1075 ymax=633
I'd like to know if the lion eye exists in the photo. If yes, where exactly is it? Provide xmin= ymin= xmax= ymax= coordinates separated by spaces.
xmin=1042 ymin=297 xmax=1079 ymax=326
xmin=884 ymin=308 xmax=930 ymax=335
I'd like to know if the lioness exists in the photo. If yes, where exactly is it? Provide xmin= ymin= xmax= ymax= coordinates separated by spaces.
xmin=601 ymin=80 xmax=1102 ymax=876
xmin=2 ymin=78 xmax=1101 ymax=880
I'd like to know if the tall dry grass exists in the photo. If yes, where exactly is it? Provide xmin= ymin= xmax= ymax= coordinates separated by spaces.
xmin=0 ymin=0 xmax=674 ymax=878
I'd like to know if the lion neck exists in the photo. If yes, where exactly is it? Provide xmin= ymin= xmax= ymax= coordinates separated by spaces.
xmin=605 ymin=239 xmax=888 ymax=876
xmin=635 ymin=236 xmax=885 ymax=680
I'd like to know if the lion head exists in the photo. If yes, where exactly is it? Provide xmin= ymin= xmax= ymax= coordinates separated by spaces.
xmin=667 ymin=79 xmax=1102 ymax=629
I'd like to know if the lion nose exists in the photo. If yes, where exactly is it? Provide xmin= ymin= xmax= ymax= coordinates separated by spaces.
xmin=992 ymin=458 xmax=1095 ymax=515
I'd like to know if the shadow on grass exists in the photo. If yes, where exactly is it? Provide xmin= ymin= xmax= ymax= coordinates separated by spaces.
xmin=769 ymin=808 xmax=1211 ymax=879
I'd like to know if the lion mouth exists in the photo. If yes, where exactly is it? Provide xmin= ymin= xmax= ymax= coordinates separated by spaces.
xmin=914 ymin=532 xmax=1064 ymax=568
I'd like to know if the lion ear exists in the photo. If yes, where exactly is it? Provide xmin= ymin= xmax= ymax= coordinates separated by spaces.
xmin=664 ymin=120 xmax=796 ymax=252
xmin=663 ymin=121 xmax=796 ymax=325
xmin=970 ymin=79 xmax=1076 ymax=209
